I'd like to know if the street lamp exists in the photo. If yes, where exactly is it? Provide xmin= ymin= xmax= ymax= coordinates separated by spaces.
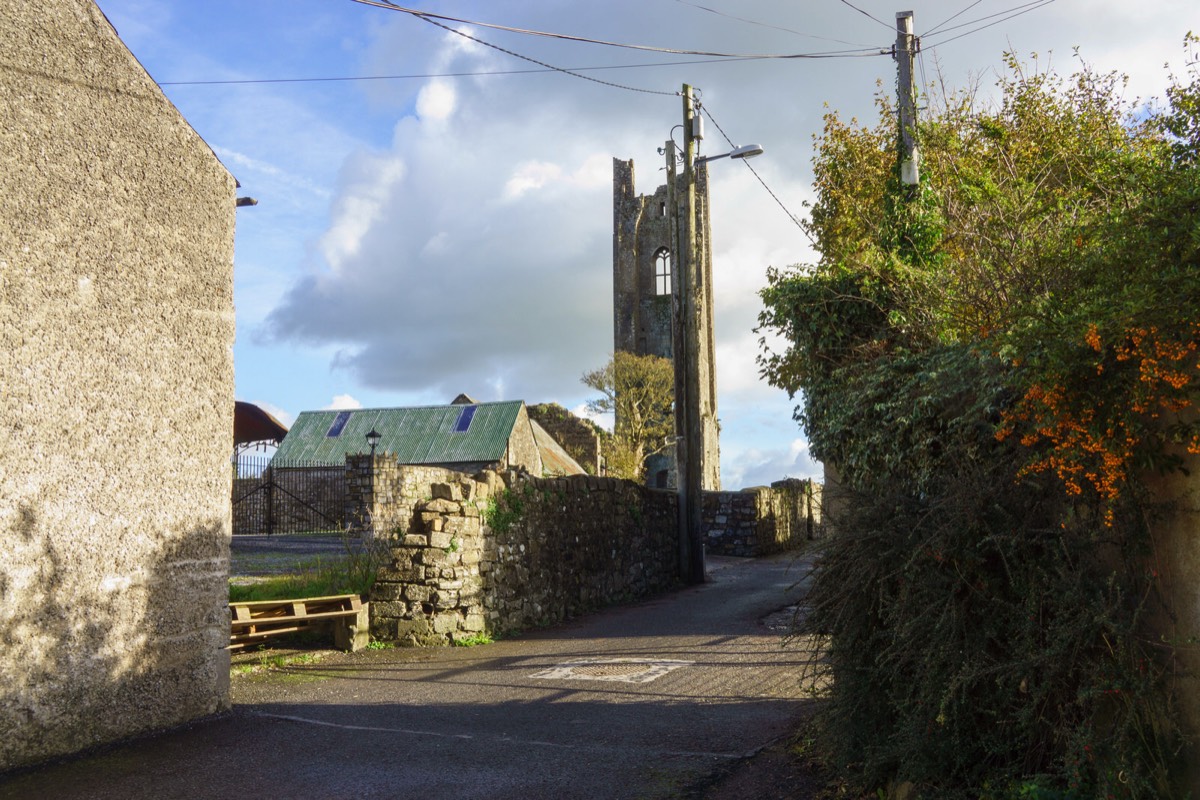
xmin=665 ymin=83 xmax=763 ymax=585
xmin=696 ymin=143 xmax=764 ymax=164
xmin=365 ymin=428 xmax=381 ymax=457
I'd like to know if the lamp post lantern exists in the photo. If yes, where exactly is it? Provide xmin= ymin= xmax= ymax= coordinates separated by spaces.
xmin=666 ymin=83 xmax=762 ymax=585
xmin=366 ymin=428 xmax=381 ymax=458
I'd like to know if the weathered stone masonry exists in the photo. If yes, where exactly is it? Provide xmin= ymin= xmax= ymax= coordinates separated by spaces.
xmin=366 ymin=466 xmax=678 ymax=645
xmin=703 ymin=479 xmax=822 ymax=557
xmin=355 ymin=453 xmax=823 ymax=644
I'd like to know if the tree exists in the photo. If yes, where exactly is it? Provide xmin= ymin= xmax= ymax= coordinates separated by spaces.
xmin=756 ymin=43 xmax=1200 ymax=798
xmin=581 ymin=352 xmax=674 ymax=481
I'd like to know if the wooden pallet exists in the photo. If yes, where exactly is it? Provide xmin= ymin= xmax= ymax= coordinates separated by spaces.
xmin=230 ymin=594 xmax=369 ymax=652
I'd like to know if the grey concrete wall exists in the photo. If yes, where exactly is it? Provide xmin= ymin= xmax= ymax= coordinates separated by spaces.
xmin=0 ymin=0 xmax=236 ymax=771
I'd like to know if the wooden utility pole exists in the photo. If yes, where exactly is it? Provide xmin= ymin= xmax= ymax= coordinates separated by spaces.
xmin=895 ymin=11 xmax=920 ymax=186
xmin=674 ymin=84 xmax=706 ymax=584
xmin=664 ymin=136 xmax=692 ymax=582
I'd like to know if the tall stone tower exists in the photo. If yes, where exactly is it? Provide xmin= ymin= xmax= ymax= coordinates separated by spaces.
xmin=612 ymin=157 xmax=720 ymax=489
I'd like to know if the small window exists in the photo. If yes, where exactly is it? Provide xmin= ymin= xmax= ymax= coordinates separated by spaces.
xmin=654 ymin=248 xmax=671 ymax=296
xmin=660 ymin=201 xmax=667 ymax=217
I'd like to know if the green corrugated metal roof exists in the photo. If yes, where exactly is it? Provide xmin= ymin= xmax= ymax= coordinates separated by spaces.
xmin=271 ymin=401 xmax=523 ymax=465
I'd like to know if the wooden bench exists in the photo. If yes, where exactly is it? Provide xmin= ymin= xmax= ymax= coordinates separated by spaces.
xmin=229 ymin=594 xmax=369 ymax=652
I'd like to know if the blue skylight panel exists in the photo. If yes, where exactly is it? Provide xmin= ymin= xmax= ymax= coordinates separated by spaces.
xmin=454 ymin=405 xmax=477 ymax=433
xmin=326 ymin=410 xmax=352 ymax=437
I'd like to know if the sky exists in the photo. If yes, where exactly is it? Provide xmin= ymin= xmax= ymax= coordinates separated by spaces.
xmin=94 ymin=0 xmax=1195 ymax=489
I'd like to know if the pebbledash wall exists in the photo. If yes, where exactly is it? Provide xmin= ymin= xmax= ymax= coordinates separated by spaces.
xmin=0 ymin=0 xmax=236 ymax=771
xmin=351 ymin=456 xmax=819 ymax=644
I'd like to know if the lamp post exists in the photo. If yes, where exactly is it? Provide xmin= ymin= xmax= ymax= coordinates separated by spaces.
xmin=366 ymin=428 xmax=381 ymax=458
xmin=666 ymin=83 xmax=763 ymax=584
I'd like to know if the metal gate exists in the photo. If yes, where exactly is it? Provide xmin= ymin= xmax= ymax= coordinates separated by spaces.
xmin=232 ymin=456 xmax=346 ymax=535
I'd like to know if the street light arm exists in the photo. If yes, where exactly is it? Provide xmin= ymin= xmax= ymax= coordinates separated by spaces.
xmin=695 ymin=143 xmax=764 ymax=164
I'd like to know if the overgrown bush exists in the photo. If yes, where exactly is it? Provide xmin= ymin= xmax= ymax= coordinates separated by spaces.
xmin=760 ymin=39 xmax=1199 ymax=798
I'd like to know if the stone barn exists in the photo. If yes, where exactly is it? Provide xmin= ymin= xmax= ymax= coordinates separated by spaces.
xmin=1 ymin=0 xmax=237 ymax=771
xmin=273 ymin=400 xmax=584 ymax=478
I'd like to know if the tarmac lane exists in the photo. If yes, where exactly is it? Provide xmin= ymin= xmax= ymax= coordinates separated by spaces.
xmin=0 ymin=553 xmax=820 ymax=800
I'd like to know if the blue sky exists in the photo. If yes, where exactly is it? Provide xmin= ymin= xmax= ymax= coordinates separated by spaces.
xmin=95 ymin=0 xmax=1194 ymax=488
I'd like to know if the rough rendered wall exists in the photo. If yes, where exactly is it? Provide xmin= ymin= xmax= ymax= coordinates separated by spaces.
xmin=0 ymin=0 xmax=236 ymax=770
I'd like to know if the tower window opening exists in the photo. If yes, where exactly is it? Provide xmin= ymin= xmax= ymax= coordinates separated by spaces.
xmin=654 ymin=248 xmax=672 ymax=296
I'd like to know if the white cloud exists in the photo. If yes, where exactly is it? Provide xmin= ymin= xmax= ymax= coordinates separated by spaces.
xmin=317 ymin=152 xmax=406 ymax=272
xmin=254 ymin=401 xmax=296 ymax=429
xmin=325 ymin=394 xmax=363 ymax=410
xmin=724 ymin=438 xmax=822 ymax=491
xmin=504 ymin=161 xmax=564 ymax=200
xmin=416 ymin=79 xmax=457 ymax=123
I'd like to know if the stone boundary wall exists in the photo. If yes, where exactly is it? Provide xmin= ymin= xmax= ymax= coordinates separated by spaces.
xmin=369 ymin=469 xmax=679 ymax=645
xmin=345 ymin=455 xmax=458 ymax=537
xmin=703 ymin=478 xmax=822 ymax=557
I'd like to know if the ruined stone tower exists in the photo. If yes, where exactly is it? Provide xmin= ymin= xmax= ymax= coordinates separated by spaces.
xmin=612 ymin=157 xmax=720 ymax=489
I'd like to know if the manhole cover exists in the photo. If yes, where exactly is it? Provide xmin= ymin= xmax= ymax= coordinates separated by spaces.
xmin=531 ymin=658 xmax=693 ymax=684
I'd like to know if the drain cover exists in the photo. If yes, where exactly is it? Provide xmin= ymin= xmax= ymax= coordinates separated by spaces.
xmin=531 ymin=658 xmax=693 ymax=684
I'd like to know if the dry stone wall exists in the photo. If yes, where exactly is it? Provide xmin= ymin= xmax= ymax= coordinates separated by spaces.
xmin=703 ymin=479 xmax=822 ymax=557
xmin=369 ymin=469 xmax=678 ymax=645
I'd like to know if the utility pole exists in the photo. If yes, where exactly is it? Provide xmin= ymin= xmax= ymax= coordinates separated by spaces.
xmin=664 ymin=136 xmax=693 ymax=582
xmin=895 ymin=11 xmax=920 ymax=186
xmin=677 ymin=84 xmax=706 ymax=584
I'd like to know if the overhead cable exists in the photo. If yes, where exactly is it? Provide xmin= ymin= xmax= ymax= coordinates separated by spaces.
xmin=924 ymin=0 xmax=985 ymax=37
xmin=349 ymin=0 xmax=887 ymax=60
xmin=835 ymin=0 xmax=896 ymax=32
xmin=401 ymin=6 xmax=679 ymax=96
xmin=669 ymin=0 xmax=875 ymax=48
xmin=700 ymin=106 xmax=810 ymax=239
xmin=158 ymin=54 xmax=829 ymax=88
xmin=922 ymin=0 xmax=1059 ymax=49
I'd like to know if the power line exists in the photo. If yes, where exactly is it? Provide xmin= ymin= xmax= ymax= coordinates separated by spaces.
xmin=405 ymin=8 xmax=678 ymax=97
xmin=924 ymin=0 xmax=984 ymax=37
xmin=158 ymin=56 xmax=782 ymax=87
xmin=349 ymin=0 xmax=887 ymax=60
xmin=700 ymin=106 xmax=810 ymax=239
xmin=835 ymin=0 xmax=895 ymax=32
xmin=922 ymin=0 xmax=1059 ymax=49
xmin=668 ymin=0 xmax=875 ymax=48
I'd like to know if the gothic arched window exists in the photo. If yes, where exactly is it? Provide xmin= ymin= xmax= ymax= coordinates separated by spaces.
xmin=654 ymin=248 xmax=672 ymax=296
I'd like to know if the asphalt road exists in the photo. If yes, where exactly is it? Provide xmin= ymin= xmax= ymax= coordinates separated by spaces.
xmin=0 ymin=553 xmax=819 ymax=800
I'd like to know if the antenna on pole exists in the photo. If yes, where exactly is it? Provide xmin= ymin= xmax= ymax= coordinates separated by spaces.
xmin=895 ymin=11 xmax=920 ymax=186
